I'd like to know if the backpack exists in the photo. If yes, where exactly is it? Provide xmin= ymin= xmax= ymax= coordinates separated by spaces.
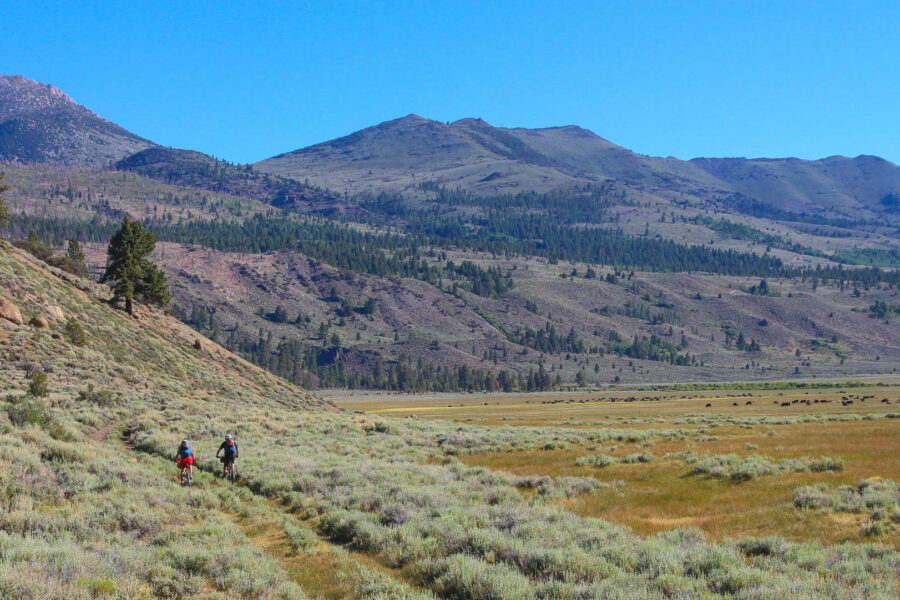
xmin=223 ymin=439 xmax=237 ymax=456
xmin=178 ymin=445 xmax=193 ymax=459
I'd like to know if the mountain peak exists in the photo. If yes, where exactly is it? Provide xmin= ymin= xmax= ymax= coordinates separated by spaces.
xmin=0 ymin=73 xmax=154 ymax=166
xmin=0 ymin=74 xmax=75 ymax=104
xmin=452 ymin=117 xmax=492 ymax=127
xmin=0 ymin=74 xmax=79 ymax=116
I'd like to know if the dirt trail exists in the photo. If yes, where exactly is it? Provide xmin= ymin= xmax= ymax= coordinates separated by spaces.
xmin=236 ymin=506 xmax=380 ymax=600
xmin=111 ymin=423 xmax=413 ymax=599
xmin=89 ymin=420 xmax=122 ymax=442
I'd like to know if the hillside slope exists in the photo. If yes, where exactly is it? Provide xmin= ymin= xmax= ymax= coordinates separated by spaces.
xmin=0 ymin=74 xmax=154 ymax=166
xmin=149 ymin=243 xmax=900 ymax=389
xmin=2 ymin=241 xmax=898 ymax=600
xmin=114 ymin=146 xmax=357 ymax=214
xmin=0 ymin=242 xmax=320 ymax=599
xmin=255 ymin=114 xmax=900 ymax=222
xmin=4 ymin=163 xmax=900 ymax=390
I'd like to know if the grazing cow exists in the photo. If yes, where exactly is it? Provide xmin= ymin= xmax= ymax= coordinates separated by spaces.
xmin=746 ymin=401 xmax=752 ymax=405
xmin=733 ymin=402 xmax=738 ymax=406
xmin=780 ymin=402 xmax=791 ymax=407
xmin=705 ymin=403 xmax=712 ymax=407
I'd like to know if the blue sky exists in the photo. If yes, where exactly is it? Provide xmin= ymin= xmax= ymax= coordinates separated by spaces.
xmin=4 ymin=1 xmax=899 ymax=164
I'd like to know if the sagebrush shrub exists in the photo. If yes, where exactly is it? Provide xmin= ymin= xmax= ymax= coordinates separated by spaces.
xmin=65 ymin=317 xmax=88 ymax=346
xmin=7 ymin=398 xmax=50 ymax=427
xmin=28 ymin=371 xmax=48 ymax=397
xmin=283 ymin=522 xmax=317 ymax=556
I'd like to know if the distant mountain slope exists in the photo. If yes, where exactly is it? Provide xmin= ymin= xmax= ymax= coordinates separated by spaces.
xmin=255 ymin=115 xmax=586 ymax=193
xmin=0 ymin=74 xmax=154 ymax=166
xmin=115 ymin=147 xmax=355 ymax=214
xmin=686 ymin=155 xmax=900 ymax=217
xmin=256 ymin=115 xmax=900 ymax=221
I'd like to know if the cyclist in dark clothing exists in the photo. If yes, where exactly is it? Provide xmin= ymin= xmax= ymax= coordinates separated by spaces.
xmin=215 ymin=434 xmax=239 ymax=478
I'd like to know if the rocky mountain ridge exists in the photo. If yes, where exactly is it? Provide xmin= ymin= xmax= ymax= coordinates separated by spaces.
xmin=0 ymin=74 xmax=154 ymax=166
xmin=256 ymin=114 xmax=900 ymax=223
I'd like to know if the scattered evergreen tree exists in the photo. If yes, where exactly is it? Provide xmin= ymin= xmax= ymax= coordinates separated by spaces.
xmin=0 ymin=172 xmax=10 ymax=230
xmin=100 ymin=215 xmax=170 ymax=315
xmin=58 ymin=237 xmax=88 ymax=276
xmin=67 ymin=237 xmax=85 ymax=263
xmin=271 ymin=305 xmax=289 ymax=323
xmin=575 ymin=369 xmax=587 ymax=387
xmin=362 ymin=297 xmax=378 ymax=315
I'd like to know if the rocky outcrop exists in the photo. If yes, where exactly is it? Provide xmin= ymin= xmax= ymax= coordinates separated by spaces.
xmin=30 ymin=314 xmax=49 ymax=329
xmin=0 ymin=297 xmax=23 ymax=325
xmin=43 ymin=305 xmax=66 ymax=321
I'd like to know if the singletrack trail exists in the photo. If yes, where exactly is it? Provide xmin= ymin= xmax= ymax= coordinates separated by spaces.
xmin=105 ymin=424 xmax=418 ymax=599
xmin=89 ymin=419 xmax=122 ymax=442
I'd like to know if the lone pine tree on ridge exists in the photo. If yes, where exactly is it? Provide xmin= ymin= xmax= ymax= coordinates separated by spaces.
xmin=101 ymin=215 xmax=170 ymax=316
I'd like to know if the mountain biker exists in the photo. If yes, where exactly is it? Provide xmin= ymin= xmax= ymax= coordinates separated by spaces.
xmin=216 ymin=434 xmax=239 ymax=478
xmin=175 ymin=439 xmax=194 ymax=482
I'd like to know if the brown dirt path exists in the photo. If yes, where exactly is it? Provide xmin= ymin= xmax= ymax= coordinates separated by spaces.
xmin=89 ymin=420 xmax=122 ymax=442
xmin=108 ymin=422 xmax=415 ymax=598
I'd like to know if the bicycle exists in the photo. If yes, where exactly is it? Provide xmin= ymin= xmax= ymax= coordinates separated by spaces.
xmin=180 ymin=464 xmax=193 ymax=487
xmin=224 ymin=460 xmax=236 ymax=483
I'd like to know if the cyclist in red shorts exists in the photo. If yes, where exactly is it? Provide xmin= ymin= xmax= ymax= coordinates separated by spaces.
xmin=175 ymin=439 xmax=194 ymax=481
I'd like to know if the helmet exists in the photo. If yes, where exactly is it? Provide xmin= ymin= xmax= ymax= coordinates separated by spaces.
xmin=181 ymin=439 xmax=188 ymax=445
xmin=225 ymin=434 xmax=232 ymax=440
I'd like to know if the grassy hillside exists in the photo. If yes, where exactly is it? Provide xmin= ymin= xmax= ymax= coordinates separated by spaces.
xmin=3 ymin=163 xmax=900 ymax=391
xmin=2 ymin=242 xmax=899 ymax=599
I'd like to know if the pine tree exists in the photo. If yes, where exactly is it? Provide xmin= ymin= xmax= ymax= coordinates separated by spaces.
xmin=66 ymin=237 xmax=87 ymax=276
xmin=0 ymin=172 xmax=10 ymax=230
xmin=67 ymin=237 xmax=85 ymax=263
xmin=100 ymin=215 xmax=169 ymax=315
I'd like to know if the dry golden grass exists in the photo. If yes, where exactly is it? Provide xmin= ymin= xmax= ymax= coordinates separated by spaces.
xmin=235 ymin=498 xmax=421 ymax=600
xmin=464 ymin=420 xmax=900 ymax=547
xmin=341 ymin=386 xmax=900 ymax=548
xmin=335 ymin=384 xmax=900 ymax=427
xmin=237 ymin=516 xmax=357 ymax=600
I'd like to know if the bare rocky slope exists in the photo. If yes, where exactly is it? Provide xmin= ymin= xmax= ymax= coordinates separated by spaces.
xmin=0 ymin=74 xmax=154 ymax=166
